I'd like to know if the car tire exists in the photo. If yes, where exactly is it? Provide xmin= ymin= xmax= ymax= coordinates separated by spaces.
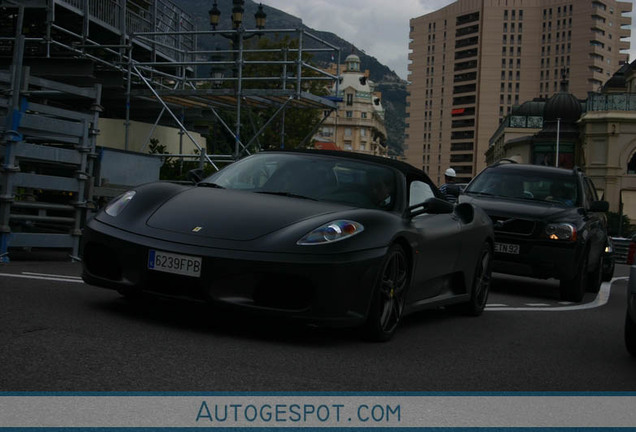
xmin=559 ymin=254 xmax=588 ymax=303
xmin=453 ymin=242 xmax=493 ymax=316
xmin=602 ymin=257 xmax=615 ymax=282
xmin=625 ymin=310 xmax=636 ymax=357
xmin=586 ymin=255 xmax=603 ymax=294
xmin=362 ymin=244 xmax=409 ymax=342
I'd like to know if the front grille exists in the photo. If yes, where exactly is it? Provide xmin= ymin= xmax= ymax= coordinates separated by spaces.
xmin=83 ymin=242 xmax=123 ymax=281
xmin=490 ymin=215 xmax=536 ymax=236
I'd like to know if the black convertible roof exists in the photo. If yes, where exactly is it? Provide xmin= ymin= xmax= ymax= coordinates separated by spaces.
xmin=267 ymin=149 xmax=424 ymax=177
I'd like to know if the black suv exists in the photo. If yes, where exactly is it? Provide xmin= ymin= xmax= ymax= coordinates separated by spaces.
xmin=453 ymin=161 xmax=612 ymax=302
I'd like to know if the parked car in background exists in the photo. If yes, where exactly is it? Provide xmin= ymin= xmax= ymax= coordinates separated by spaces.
xmin=452 ymin=160 xmax=612 ymax=302
xmin=626 ymin=266 xmax=636 ymax=356
xmin=81 ymin=150 xmax=495 ymax=342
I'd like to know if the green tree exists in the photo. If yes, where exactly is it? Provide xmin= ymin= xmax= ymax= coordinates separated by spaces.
xmin=607 ymin=211 xmax=635 ymax=237
xmin=210 ymin=36 xmax=329 ymax=153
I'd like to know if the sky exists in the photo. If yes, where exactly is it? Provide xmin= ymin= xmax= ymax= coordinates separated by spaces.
xmin=260 ymin=0 xmax=636 ymax=81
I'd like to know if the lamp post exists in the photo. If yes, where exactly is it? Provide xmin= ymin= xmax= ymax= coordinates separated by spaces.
xmin=555 ymin=117 xmax=561 ymax=168
xmin=208 ymin=1 xmax=266 ymax=33
xmin=208 ymin=1 xmax=267 ymax=159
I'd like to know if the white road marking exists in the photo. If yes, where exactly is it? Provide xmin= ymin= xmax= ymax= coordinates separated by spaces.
xmin=525 ymin=303 xmax=550 ymax=307
xmin=486 ymin=277 xmax=626 ymax=311
xmin=0 ymin=272 xmax=84 ymax=284
xmin=22 ymin=271 xmax=82 ymax=280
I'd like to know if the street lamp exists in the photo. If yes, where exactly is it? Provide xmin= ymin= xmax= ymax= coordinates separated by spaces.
xmin=208 ymin=1 xmax=267 ymax=160
xmin=208 ymin=1 xmax=221 ymax=30
xmin=231 ymin=0 xmax=244 ymax=29
xmin=208 ymin=0 xmax=267 ymax=32
xmin=254 ymin=4 xmax=266 ymax=30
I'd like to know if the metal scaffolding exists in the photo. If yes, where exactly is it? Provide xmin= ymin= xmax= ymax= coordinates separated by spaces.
xmin=0 ymin=0 xmax=341 ymax=261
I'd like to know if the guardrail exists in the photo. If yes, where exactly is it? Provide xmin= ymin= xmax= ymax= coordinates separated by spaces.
xmin=612 ymin=236 xmax=632 ymax=264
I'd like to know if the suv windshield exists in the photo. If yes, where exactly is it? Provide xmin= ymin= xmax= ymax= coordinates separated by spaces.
xmin=465 ymin=169 xmax=579 ymax=207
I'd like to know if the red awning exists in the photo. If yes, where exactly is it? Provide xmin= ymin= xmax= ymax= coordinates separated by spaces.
xmin=451 ymin=108 xmax=465 ymax=115
xmin=314 ymin=142 xmax=340 ymax=150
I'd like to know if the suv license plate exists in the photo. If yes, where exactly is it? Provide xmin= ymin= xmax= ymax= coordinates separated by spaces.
xmin=148 ymin=250 xmax=202 ymax=277
xmin=495 ymin=242 xmax=520 ymax=254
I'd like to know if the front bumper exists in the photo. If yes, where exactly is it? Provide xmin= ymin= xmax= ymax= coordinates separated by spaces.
xmin=491 ymin=234 xmax=581 ymax=280
xmin=81 ymin=220 xmax=386 ymax=327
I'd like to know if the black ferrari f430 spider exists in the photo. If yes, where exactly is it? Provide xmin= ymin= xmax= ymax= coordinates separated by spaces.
xmin=82 ymin=150 xmax=494 ymax=341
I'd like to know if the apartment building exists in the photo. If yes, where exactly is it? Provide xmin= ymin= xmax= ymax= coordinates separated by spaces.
xmin=404 ymin=0 xmax=631 ymax=184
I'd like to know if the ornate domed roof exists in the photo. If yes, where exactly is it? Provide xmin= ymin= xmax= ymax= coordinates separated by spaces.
xmin=513 ymin=99 xmax=545 ymax=117
xmin=345 ymin=53 xmax=361 ymax=73
xmin=543 ymin=81 xmax=582 ymax=122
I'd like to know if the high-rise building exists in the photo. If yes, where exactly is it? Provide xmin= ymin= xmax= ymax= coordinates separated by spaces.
xmin=404 ymin=0 xmax=632 ymax=184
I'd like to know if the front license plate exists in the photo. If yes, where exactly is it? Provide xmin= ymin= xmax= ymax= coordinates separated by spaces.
xmin=494 ymin=242 xmax=520 ymax=254
xmin=148 ymin=249 xmax=202 ymax=277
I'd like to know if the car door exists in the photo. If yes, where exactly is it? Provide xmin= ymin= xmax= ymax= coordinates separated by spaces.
xmin=407 ymin=177 xmax=462 ymax=301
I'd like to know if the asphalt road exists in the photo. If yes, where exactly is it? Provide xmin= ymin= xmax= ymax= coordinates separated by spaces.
xmin=1 ymin=252 xmax=634 ymax=392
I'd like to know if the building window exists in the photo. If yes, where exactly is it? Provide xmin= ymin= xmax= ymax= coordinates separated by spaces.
xmin=346 ymin=111 xmax=353 ymax=118
xmin=361 ymin=112 xmax=368 ymax=119
xmin=346 ymin=93 xmax=353 ymax=105
xmin=345 ymin=128 xmax=352 ymax=137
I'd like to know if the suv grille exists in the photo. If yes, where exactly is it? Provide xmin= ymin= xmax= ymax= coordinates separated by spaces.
xmin=490 ymin=215 xmax=536 ymax=236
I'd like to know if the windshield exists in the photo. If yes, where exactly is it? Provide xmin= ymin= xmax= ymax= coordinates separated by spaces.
xmin=202 ymin=153 xmax=398 ymax=210
xmin=465 ymin=169 xmax=580 ymax=207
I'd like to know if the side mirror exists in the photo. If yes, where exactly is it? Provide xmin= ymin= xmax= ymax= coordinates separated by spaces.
xmin=590 ymin=200 xmax=609 ymax=213
xmin=408 ymin=197 xmax=454 ymax=218
xmin=186 ymin=168 xmax=205 ymax=184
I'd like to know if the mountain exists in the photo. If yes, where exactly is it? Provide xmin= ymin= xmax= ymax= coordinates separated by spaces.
xmin=180 ymin=0 xmax=406 ymax=155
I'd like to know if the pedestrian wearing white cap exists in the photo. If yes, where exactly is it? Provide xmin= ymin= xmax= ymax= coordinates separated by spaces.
xmin=439 ymin=167 xmax=457 ymax=203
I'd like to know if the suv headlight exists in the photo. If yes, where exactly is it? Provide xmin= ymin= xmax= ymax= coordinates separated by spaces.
xmin=545 ymin=223 xmax=577 ymax=241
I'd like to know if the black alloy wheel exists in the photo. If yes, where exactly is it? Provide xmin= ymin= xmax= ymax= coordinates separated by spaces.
xmin=560 ymin=254 xmax=588 ymax=303
xmin=463 ymin=242 xmax=493 ymax=316
xmin=362 ymin=244 xmax=409 ymax=342
xmin=626 ymin=310 xmax=636 ymax=357
xmin=449 ymin=242 xmax=492 ymax=316
xmin=602 ymin=257 xmax=615 ymax=282
xmin=586 ymin=255 xmax=603 ymax=294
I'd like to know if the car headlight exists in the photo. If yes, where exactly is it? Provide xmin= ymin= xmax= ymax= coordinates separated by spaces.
xmin=104 ymin=190 xmax=136 ymax=217
xmin=545 ymin=223 xmax=577 ymax=241
xmin=297 ymin=220 xmax=364 ymax=245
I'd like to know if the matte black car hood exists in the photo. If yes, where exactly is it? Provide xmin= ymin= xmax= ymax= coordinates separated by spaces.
xmin=459 ymin=195 xmax=574 ymax=220
xmin=146 ymin=187 xmax=346 ymax=241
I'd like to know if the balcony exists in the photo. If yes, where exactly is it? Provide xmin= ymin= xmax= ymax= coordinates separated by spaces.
xmin=456 ymin=12 xmax=479 ymax=26
xmin=455 ymin=48 xmax=478 ymax=60
xmin=587 ymin=93 xmax=636 ymax=112
xmin=455 ymin=36 xmax=478 ymax=49
xmin=454 ymin=60 xmax=477 ymax=71
xmin=454 ymin=72 xmax=477 ymax=83
xmin=456 ymin=24 xmax=479 ymax=38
